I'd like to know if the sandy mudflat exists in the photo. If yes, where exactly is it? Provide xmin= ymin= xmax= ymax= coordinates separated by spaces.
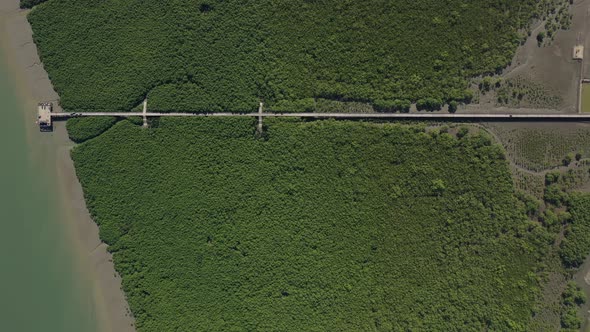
xmin=0 ymin=1 xmax=135 ymax=331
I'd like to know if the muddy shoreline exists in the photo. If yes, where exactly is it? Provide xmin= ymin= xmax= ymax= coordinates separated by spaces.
xmin=0 ymin=1 xmax=134 ymax=331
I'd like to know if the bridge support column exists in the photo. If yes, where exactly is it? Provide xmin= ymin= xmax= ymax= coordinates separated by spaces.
xmin=257 ymin=101 xmax=263 ymax=134
xmin=142 ymin=99 xmax=148 ymax=128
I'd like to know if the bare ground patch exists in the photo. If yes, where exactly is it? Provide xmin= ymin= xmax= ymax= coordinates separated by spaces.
xmin=467 ymin=0 xmax=590 ymax=114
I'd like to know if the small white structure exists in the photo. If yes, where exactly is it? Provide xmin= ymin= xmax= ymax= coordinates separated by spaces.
xmin=37 ymin=102 xmax=52 ymax=131
xmin=573 ymin=45 xmax=584 ymax=60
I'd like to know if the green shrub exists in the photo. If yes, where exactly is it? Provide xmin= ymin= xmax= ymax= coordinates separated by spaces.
xmin=373 ymin=99 xmax=411 ymax=113
xmin=515 ymin=191 xmax=540 ymax=217
xmin=544 ymin=184 xmax=568 ymax=207
xmin=545 ymin=171 xmax=560 ymax=185
xmin=448 ymin=100 xmax=458 ymax=113
xmin=561 ymin=307 xmax=581 ymax=329
xmin=562 ymin=282 xmax=586 ymax=306
xmin=416 ymin=98 xmax=443 ymax=111
xmin=563 ymin=153 xmax=574 ymax=166
xmin=560 ymin=282 xmax=585 ymax=331
xmin=540 ymin=209 xmax=558 ymax=228
xmin=537 ymin=31 xmax=546 ymax=45
xmin=456 ymin=126 xmax=470 ymax=139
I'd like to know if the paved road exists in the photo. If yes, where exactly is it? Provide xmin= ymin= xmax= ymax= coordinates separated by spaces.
xmin=51 ymin=112 xmax=590 ymax=121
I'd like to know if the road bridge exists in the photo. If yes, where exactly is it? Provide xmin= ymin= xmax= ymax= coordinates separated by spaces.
xmin=50 ymin=112 xmax=590 ymax=121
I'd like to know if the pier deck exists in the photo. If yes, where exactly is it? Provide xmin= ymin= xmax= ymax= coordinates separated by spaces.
xmin=50 ymin=112 xmax=590 ymax=121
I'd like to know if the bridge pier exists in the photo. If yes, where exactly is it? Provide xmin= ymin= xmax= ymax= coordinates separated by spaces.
xmin=142 ymin=99 xmax=148 ymax=128
xmin=257 ymin=101 xmax=263 ymax=134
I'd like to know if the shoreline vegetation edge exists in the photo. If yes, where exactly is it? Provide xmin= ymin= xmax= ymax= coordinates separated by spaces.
xmin=0 ymin=1 xmax=135 ymax=331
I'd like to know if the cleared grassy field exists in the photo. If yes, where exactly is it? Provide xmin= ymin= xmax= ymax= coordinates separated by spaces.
xmin=583 ymin=83 xmax=590 ymax=113
xmin=486 ymin=123 xmax=590 ymax=172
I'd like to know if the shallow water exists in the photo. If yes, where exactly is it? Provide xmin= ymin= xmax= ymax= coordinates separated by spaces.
xmin=0 ymin=41 xmax=98 ymax=331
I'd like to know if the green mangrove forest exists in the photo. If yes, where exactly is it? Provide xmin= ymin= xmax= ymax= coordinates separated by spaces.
xmin=28 ymin=0 xmax=555 ymax=113
xmin=72 ymin=118 xmax=556 ymax=331
xmin=23 ymin=0 xmax=590 ymax=330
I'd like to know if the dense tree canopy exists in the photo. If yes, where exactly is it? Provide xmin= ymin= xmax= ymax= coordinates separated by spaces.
xmin=66 ymin=117 xmax=118 ymax=143
xmin=71 ymin=119 xmax=545 ymax=331
xmin=560 ymin=193 xmax=590 ymax=268
xmin=28 ymin=0 xmax=546 ymax=112
xmin=26 ymin=0 xmax=584 ymax=330
xmin=20 ymin=0 xmax=47 ymax=9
